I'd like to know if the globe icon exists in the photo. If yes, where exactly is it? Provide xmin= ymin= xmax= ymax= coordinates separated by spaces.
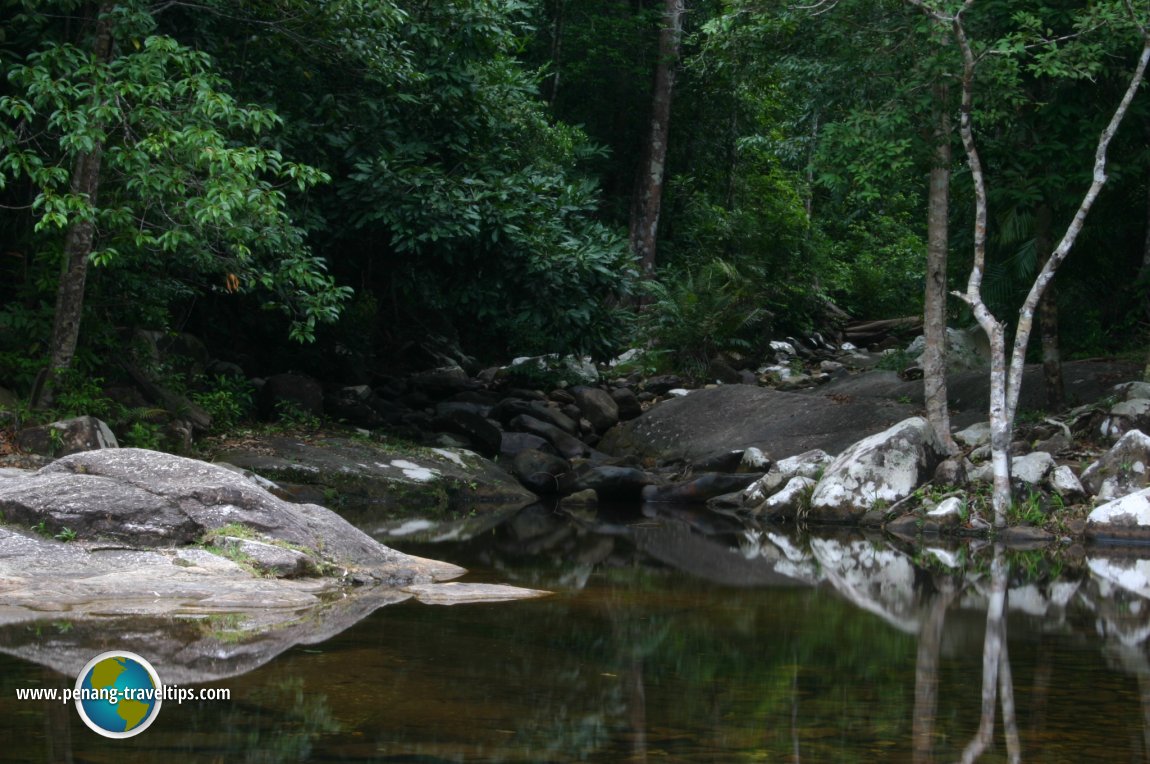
xmin=74 ymin=651 xmax=163 ymax=738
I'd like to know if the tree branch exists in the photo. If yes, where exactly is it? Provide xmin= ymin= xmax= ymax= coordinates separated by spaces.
xmin=1003 ymin=31 xmax=1150 ymax=425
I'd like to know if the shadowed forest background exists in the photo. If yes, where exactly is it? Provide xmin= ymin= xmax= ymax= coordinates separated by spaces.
xmin=1 ymin=0 xmax=1148 ymax=399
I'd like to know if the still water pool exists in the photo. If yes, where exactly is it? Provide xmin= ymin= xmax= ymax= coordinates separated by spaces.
xmin=2 ymin=505 xmax=1149 ymax=762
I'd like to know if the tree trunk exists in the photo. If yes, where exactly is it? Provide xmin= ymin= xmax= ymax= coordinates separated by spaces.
xmin=545 ymin=0 xmax=566 ymax=106
xmin=32 ymin=2 xmax=115 ymax=410
xmin=1034 ymin=204 xmax=1065 ymax=410
xmin=1141 ymin=152 xmax=1150 ymax=382
xmin=630 ymin=0 xmax=684 ymax=284
xmin=916 ymin=0 xmax=1150 ymax=526
xmin=998 ymin=632 xmax=1021 ymax=764
xmin=923 ymin=81 xmax=956 ymax=455
xmin=805 ymin=110 xmax=819 ymax=219
xmin=1140 ymin=119 xmax=1150 ymax=319
xmin=948 ymin=8 xmax=1013 ymax=526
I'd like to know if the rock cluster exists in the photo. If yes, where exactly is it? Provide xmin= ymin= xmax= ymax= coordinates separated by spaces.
xmin=1 ymin=329 xmax=1146 ymax=548
xmin=710 ymin=376 xmax=1150 ymax=545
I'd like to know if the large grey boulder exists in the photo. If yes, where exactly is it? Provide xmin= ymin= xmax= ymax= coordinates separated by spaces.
xmin=599 ymin=384 xmax=918 ymax=467
xmin=1011 ymin=451 xmax=1057 ymax=486
xmin=610 ymin=386 xmax=643 ymax=421
xmin=641 ymin=473 xmax=762 ymax=504
xmin=511 ymin=449 xmax=573 ymax=495
xmin=808 ymin=417 xmax=944 ymax=523
xmin=1081 ymin=430 xmax=1150 ymax=501
xmin=571 ymin=465 xmax=658 ymax=500
xmin=0 ymin=448 xmax=460 ymax=584
xmin=0 ymin=538 xmax=542 ymax=687
xmin=968 ymin=451 xmax=1064 ymax=495
xmin=810 ymin=536 xmax=922 ymax=632
xmin=1087 ymin=488 xmax=1150 ymax=541
xmin=906 ymin=326 xmax=990 ymax=372
xmin=509 ymin=414 xmax=588 ymax=458
xmin=259 ymin=372 xmax=324 ymax=419
xmin=493 ymin=398 xmax=579 ymax=434
xmin=600 ymin=363 xmax=1140 ymax=468
xmin=431 ymin=407 xmax=502 ymax=457
xmin=821 ymin=359 xmax=1140 ymax=430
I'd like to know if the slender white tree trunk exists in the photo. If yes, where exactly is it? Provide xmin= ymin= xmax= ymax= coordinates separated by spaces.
xmin=908 ymin=0 xmax=1150 ymax=526
xmin=949 ymin=7 xmax=1015 ymax=526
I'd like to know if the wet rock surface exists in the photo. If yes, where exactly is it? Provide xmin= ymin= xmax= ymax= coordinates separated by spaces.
xmin=215 ymin=434 xmax=537 ymax=527
xmin=598 ymin=384 xmax=919 ymax=466
xmin=0 ymin=449 xmax=549 ymax=682
xmin=0 ymin=448 xmax=463 ymax=584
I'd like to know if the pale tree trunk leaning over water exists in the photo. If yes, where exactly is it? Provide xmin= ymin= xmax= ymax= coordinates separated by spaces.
xmin=907 ymin=0 xmax=1150 ymax=527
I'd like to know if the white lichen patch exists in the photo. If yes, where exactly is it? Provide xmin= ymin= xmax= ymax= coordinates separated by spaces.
xmin=1010 ymin=584 xmax=1052 ymax=617
xmin=389 ymin=460 xmax=441 ymax=482
xmin=767 ymin=532 xmax=810 ymax=563
xmin=810 ymin=538 xmax=919 ymax=633
xmin=430 ymin=448 xmax=467 ymax=467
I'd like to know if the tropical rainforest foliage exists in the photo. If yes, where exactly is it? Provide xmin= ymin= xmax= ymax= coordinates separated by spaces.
xmin=1 ymin=0 xmax=1148 ymax=390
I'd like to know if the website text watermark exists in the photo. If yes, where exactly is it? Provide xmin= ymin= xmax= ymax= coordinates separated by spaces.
xmin=15 ymin=685 xmax=231 ymax=704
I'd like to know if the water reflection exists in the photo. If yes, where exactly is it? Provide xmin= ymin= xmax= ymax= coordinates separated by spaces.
xmin=415 ymin=504 xmax=1150 ymax=761
xmin=9 ymin=503 xmax=1150 ymax=760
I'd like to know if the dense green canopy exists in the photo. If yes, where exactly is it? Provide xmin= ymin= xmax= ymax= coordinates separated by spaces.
xmin=1 ymin=0 xmax=1147 ymax=386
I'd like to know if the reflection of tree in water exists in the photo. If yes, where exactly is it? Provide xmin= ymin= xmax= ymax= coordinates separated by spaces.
xmin=913 ymin=576 xmax=959 ymax=764
xmin=0 ymin=657 xmax=338 ymax=763
xmin=168 ymin=677 xmax=340 ymax=763
xmin=18 ymin=510 xmax=1150 ymax=761
xmin=913 ymin=547 xmax=1077 ymax=763
xmin=590 ymin=565 xmax=922 ymax=760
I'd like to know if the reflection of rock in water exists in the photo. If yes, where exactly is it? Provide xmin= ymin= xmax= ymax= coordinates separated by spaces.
xmin=0 ymin=579 xmax=546 ymax=686
xmin=629 ymin=517 xmax=814 ymax=588
xmin=1084 ymin=562 xmax=1150 ymax=648
xmin=810 ymin=535 xmax=922 ymax=633
xmin=0 ymin=586 xmax=410 ymax=684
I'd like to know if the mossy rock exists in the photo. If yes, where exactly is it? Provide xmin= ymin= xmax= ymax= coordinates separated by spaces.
xmin=215 ymin=434 xmax=536 ymax=527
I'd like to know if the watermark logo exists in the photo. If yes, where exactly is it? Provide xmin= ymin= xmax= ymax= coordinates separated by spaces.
xmin=73 ymin=650 xmax=163 ymax=739
xmin=14 ymin=649 xmax=231 ymax=733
